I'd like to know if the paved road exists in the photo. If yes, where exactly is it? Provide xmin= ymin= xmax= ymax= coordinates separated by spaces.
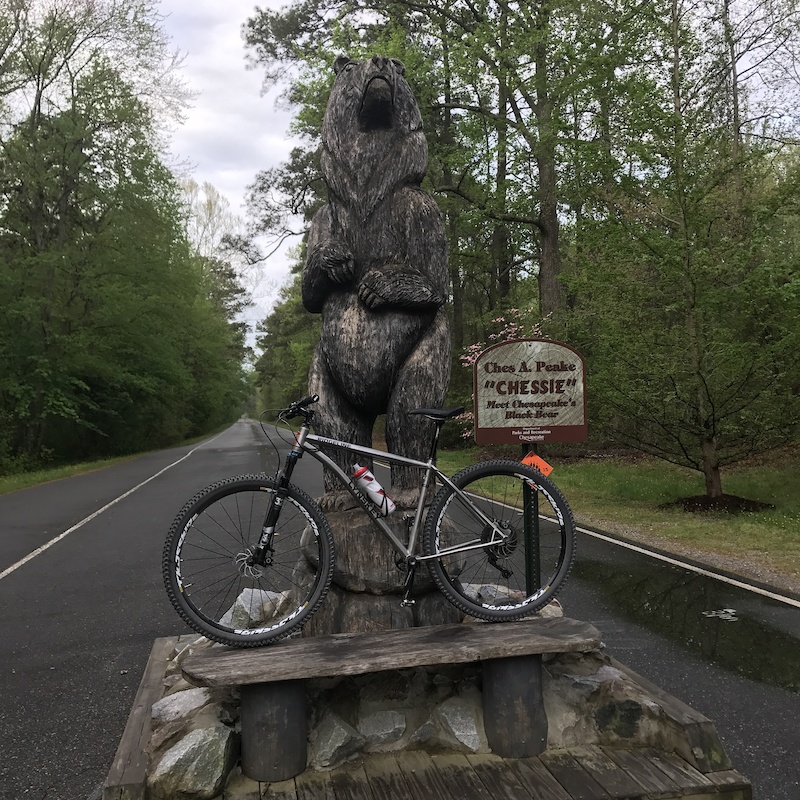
xmin=0 ymin=420 xmax=316 ymax=800
xmin=0 ymin=420 xmax=798 ymax=799
xmin=558 ymin=534 xmax=800 ymax=799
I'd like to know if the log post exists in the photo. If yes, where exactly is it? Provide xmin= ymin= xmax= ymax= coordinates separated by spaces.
xmin=481 ymin=654 xmax=548 ymax=757
xmin=240 ymin=679 xmax=307 ymax=782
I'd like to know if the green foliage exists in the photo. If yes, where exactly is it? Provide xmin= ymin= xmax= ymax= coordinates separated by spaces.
xmin=243 ymin=0 xmax=800 ymax=499
xmin=255 ymin=269 xmax=321 ymax=414
xmin=562 ymin=0 xmax=800 ymax=495
xmin=0 ymin=0 xmax=248 ymax=473
xmin=242 ymin=1 xmax=541 ymax=347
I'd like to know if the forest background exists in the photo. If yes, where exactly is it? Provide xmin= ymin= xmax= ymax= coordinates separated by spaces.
xmin=247 ymin=0 xmax=800 ymax=502
xmin=0 ymin=0 xmax=253 ymax=473
xmin=1 ymin=0 xmax=799 ymax=508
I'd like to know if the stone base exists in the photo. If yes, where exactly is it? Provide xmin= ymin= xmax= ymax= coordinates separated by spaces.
xmin=105 ymin=625 xmax=751 ymax=800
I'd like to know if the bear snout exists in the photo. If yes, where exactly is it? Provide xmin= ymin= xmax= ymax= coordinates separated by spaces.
xmin=359 ymin=75 xmax=394 ymax=131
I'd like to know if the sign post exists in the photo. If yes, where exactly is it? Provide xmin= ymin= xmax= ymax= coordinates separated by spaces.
xmin=472 ymin=339 xmax=587 ymax=595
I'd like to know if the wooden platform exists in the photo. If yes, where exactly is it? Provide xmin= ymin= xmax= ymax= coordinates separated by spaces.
xmin=266 ymin=748 xmax=752 ymax=800
xmin=104 ymin=634 xmax=752 ymax=800
xmin=103 ymin=636 xmax=179 ymax=800
xmin=182 ymin=618 xmax=603 ymax=779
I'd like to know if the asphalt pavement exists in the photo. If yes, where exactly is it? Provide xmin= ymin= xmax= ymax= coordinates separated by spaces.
xmin=0 ymin=419 xmax=798 ymax=799
xmin=0 ymin=420 xmax=304 ymax=800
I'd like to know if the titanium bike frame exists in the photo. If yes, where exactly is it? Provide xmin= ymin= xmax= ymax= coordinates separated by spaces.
xmin=256 ymin=417 xmax=512 ymax=566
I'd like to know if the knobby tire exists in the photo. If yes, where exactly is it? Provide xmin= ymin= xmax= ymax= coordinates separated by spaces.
xmin=162 ymin=474 xmax=334 ymax=647
xmin=422 ymin=460 xmax=576 ymax=621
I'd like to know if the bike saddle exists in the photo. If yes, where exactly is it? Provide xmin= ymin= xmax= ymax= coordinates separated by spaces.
xmin=408 ymin=407 xmax=465 ymax=420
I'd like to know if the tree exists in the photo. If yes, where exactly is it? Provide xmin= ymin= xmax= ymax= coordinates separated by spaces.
xmin=254 ymin=267 xmax=321 ymax=413
xmin=242 ymin=0 xmax=800 ymax=500
xmin=0 ymin=1 xmax=246 ymax=470
xmin=242 ymin=2 xmax=529 ymax=375
xmin=241 ymin=0 xmax=667 ymax=333
xmin=566 ymin=0 xmax=800 ymax=499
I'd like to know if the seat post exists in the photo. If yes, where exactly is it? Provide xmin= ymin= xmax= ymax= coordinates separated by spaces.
xmin=427 ymin=420 xmax=445 ymax=464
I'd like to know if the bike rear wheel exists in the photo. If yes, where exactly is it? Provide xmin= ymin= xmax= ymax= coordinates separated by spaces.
xmin=422 ymin=460 xmax=575 ymax=621
xmin=163 ymin=474 xmax=334 ymax=646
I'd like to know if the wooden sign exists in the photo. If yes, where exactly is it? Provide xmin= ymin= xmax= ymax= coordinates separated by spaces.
xmin=473 ymin=339 xmax=587 ymax=444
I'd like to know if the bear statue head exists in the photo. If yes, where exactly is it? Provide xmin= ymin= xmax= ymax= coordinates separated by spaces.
xmin=330 ymin=54 xmax=421 ymax=133
xmin=321 ymin=54 xmax=427 ymax=200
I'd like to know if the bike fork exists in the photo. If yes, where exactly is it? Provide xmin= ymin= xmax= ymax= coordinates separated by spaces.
xmin=251 ymin=466 xmax=294 ymax=567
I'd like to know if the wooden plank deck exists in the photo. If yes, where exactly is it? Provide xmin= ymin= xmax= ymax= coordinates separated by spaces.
xmin=264 ymin=750 xmax=752 ymax=800
xmin=102 ymin=635 xmax=179 ymax=800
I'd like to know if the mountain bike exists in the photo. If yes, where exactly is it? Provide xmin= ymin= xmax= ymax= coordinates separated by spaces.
xmin=163 ymin=395 xmax=576 ymax=647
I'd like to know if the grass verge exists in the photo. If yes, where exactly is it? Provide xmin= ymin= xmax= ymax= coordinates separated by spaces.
xmin=0 ymin=425 xmax=233 ymax=497
xmin=0 ymin=455 xmax=137 ymax=496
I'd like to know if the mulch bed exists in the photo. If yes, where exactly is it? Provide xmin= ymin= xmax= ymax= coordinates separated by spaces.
xmin=659 ymin=494 xmax=774 ymax=513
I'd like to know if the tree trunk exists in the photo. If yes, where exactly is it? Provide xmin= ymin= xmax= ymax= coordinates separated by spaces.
xmin=494 ymin=8 xmax=512 ymax=303
xmin=534 ymin=0 xmax=564 ymax=317
xmin=440 ymin=34 xmax=464 ymax=349
xmin=702 ymin=438 xmax=723 ymax=498
xmin=537 ymin=165 xmax=563 ymax=316
xmin=449 ymin=210 xmax=464 ymax=348
xmin=722 ymin=0 xmax=742 ymax=158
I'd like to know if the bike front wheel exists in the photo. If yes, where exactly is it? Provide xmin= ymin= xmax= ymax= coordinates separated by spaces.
xmin=422 ymin=460 xmax=576 ymax=621
xmin=163 ymin=474 xmax=334 ymax=647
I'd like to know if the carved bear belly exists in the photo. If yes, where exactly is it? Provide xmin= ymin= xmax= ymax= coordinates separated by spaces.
xmin=320 ymin=291 xmax=433 ymax=409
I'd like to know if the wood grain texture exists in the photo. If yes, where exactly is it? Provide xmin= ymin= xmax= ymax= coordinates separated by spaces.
xmin=102 ymin=636 xmax=178 ymax=800
xmin=302 ymin=55 xmax=451 ymax=494
xmin=429 ymin=753 xmax=496 ymax=800
xmin=482 ymin=653 xmax=547 ymax=758
xmin=361 ymin=753 xmax=415 ymax=800
xmin=182 ymin=618 xmax=602 ymax=687
xmin=240 ymin=680 xmax=307 ymax=782
xmin=539 ymin=749 xmax=612 ymax=800
xmin=568 ymin=745 xmax=647 ymax=798
xmin=508 ymin=757 xmax=574 ymax=800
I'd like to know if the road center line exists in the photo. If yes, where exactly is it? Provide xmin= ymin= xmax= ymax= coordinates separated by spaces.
xmin=0 ymin=434 xmax=223 ymax=582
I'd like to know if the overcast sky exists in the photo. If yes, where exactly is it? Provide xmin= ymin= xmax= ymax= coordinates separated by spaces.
xmin=158 ymin=0 xmax=300 ymax=333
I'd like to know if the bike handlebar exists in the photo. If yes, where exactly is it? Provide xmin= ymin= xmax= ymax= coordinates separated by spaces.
xmin=281 ymin=394 xmax=319 ymax=419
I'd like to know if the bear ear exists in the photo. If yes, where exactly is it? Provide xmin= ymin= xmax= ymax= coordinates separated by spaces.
xmin=333 ymin=55 xmax=351 ymax=74
xmin=391 ymin=58 xmax=406 ymax=76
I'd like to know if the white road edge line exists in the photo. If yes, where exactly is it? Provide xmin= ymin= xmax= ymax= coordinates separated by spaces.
xmin=376 ymin=460 xmax=800 ymax=608
xmin=0 ymin=433 xmax=223 ymax=582
xmin=577 ymin=524 xmax=800 ymax=609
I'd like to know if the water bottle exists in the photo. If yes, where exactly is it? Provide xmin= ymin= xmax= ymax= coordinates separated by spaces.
xmin=352 ymin=464 xmax=396 ymax=516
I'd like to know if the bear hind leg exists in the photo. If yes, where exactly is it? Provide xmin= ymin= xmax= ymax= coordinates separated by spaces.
xmin=385 ymin=310 xmax=451 ymax=502
xmin=309 ymin=347 xmax=377 ymax=495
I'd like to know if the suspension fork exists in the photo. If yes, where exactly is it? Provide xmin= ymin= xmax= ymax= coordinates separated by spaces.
xmin=251 ymin=422 xmax=309 ymax=566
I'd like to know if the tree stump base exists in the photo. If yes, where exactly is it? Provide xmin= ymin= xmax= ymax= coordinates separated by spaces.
xmin=301 ymin=506 xmax=462 ymax=636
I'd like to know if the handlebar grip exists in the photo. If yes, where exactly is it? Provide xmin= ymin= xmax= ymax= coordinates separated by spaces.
xmin=282 ymin=394 xmax=319 ymax=418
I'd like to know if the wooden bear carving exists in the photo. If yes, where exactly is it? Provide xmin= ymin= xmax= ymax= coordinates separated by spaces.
xmin=303 ymin=54 xmax=451 ymax=499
